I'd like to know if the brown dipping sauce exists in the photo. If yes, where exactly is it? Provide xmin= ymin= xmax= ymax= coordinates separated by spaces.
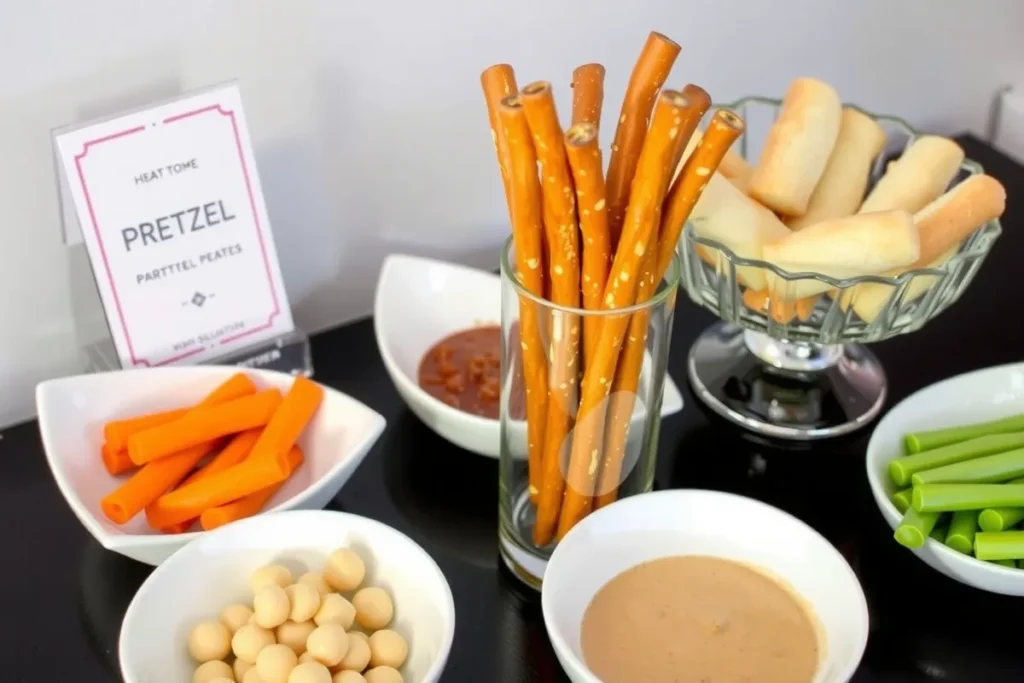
xmin=581 ymin=555 xmax=819 ymax=683
xmin=418 ymin=325 xmax=524 ymax=419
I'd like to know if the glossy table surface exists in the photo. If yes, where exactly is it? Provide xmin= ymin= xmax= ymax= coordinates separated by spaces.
xmin=2 ymin=136 xmax=1023 ymax=682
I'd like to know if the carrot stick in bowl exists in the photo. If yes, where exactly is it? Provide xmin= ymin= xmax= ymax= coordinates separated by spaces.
xmin=550 ymin=90 xmax=691 ymax=542
xmin=127 ymin=389 xmax=282 ymax=465
xmin=499 ymin=95 xmax=550 ymax=502
xmin=571 ymin=63 xmax=606 ymax=129
xmin=148 ymin=428 xmax=263 ymax=533
xmin=565 ymin=122 xmax=611 ymax=369
xmin=521 ymin=81 xmax=582 ymax=547
xmin=100 ymin=440 xmax=222 ymax=525
xmin=102 ymin=442 xmax=135 ymax=476
xmin=594 ymin=107 xmax=745 ymax=513
xmin=199 ymin=446 xmax=304 ymax=531
xmin=104 ymin=407 xmax=188 ymax=453
xmin=146 ymin=452 xmax=293 ymax=528
xmin=248 ymin=376 xmax=323 ymax=462
xmin=605 ymin=32 xmax=681 ymax=247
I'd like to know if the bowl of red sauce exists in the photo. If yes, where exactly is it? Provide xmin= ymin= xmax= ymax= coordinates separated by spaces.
xmin=373 ymin=254 xmax=684 ymax=458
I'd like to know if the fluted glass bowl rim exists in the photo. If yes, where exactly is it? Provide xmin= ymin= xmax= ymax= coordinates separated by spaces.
xmin=682 ymin=96 xmax=1003 ymax=291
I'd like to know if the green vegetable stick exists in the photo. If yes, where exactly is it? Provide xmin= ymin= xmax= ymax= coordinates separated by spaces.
xmin=914 ymin=484 xmax=1024 ymax=513
xmin=991 ymin=559 xmax=1017 ymax=568
xmin=890 ymin=433 xmax=1024 ymax=487
xmin=911 ymin=447 xmax=1024 ymax=486
xmin=905 ymin=416 xmax=1024 ymax=454
xmin=944 ymin=510 xmax=978 ymax=554
xmin=930 ymin=519 xmax=948 ymax=542
xmin=891 ymin=488 xmax=914 ymax=513
xmin=894 ymin=506 xmax=941 ymax=548
xmin=975 ymin=531 xmax=1024 ymax=561
xmin=978 ymin=507 xmax=1024 ymax=532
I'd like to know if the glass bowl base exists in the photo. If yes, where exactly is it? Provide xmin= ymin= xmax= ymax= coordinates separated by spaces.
xmin=687 ymin=322 xmax=887 ymax=440
xmin=498 ymin=483 xmax=549 ymax=591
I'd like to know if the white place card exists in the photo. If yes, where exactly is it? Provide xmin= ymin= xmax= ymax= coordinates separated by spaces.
xmin=55 ymin=84 xmax=295 ymax=368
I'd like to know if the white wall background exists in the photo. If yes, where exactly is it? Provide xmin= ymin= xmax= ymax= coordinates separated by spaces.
xmin=1 ymin=0 xmax=1022 ymax=427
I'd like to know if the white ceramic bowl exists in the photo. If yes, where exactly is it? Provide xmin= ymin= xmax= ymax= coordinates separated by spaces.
xmin=374 ymin=253 xmax=684 ymax=458
xmin=866 ymin=361 xmax=1024 ymax=595
xmin=37 ymin=366 xmax=386 ymax=565
xmin=542 ymin=489 xmax=869 ymax=683
xmin=119 ymin=509 xmax=454 ymax=683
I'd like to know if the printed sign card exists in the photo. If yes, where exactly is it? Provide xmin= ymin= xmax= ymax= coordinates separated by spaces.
xmin=55 ymin=84 xmax=295 ymax=368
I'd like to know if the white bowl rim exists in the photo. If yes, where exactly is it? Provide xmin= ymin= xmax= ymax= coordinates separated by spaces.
xmin=36 ymin=366 xmax=386 ymax=547
xmin=541 ymin=488 xmax=870 ymax=683
xmin=118 ymin=508 xmax=456 ymax=681
xmin=865 ymin=361 xmax=1024 ymax=577
xmin=373 ymin=252 xmax=511 ymax=432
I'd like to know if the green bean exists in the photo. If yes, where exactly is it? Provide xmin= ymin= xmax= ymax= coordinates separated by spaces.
xmin=911 ymin=447 xmax=1024 ymax=486
xmin=905 ymin=418 xmax=1024 ymax=454
xmin=891 ymin=488 xmax=914 ymax=513
xmin=889 ymin=433 xmax=1024 ymax=487
xmin=977 ymin=507 xmax=1024 ymax=532
xmin=975 ymin=531 xmax=1024 ymax=561
xmin=913 ymin=483 xmax=1024 ymax=513
xmin=944 ymin=510 xmax=978 ymax=554
xmin=894 ymin=506 xmax=941 ymax=549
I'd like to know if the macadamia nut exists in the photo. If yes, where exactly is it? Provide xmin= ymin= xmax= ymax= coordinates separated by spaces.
xmin=221 ymin=603 xmax=255 ymax=634
xmin=334 ymin=672 xmax=367 ymax=683
xmin=189 ymin=620 xmax=232 ymax=663
xmin=277 ymin=620 xmax=316 ymax=654
xmin=314 ymin=593 xmax=356 ymax=629
xmin=232 ymin=623 xmax=276 ymax=663
xmin=288 ymin=661 xmax=333 ymax=683
xmin=254 ymin=584 xmax=292 ymax=629
xmin=368 ymin=630 xmax=407 ymax=670
xmin=193 ymin=660 xmax=233 ymax=683
xmin=306 ymin=623 xmax=349 ymax=667
xmin=352 ymin=587 xmax=393 ymax=630
xmin=339 ymin=631 xmax=371 ymax=672
xmin=324 ymin=548 xmax=365 ymax=591
xmin=256 ymin=643 xmax=299 ymax=683
xmin=298 ymin=571 xmax=332 ymax=596
xmin=286 ymin=583 xmax=321 ymax=622
xmin=251 ymin=564 xmax=294 ymax=593
xmin=364 ymin=666 xmax=403 ymax=683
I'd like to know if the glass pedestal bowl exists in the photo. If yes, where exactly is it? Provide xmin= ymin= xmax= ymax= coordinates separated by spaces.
xmin=680 ymin=97 xmax=1002 ymax=440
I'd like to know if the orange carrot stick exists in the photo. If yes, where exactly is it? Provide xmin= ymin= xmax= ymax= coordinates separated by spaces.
xmin=102 ymin=442 xmax=135 ymax=476
xmin=199 ymin=446 xmax=304 ymax=531
xmin=146 ymin=452 xmax=292 ymax=528
xmin=592 ymin=108 xmax=746 ymax=513
xmin=499 ymin=95 xmax=550 ymax=502
xmin=248 ymin=376 xmax=323 ymax=462
xmin=481 ymin=64 xmax=519 ymax=217
xmin=103 ymin=407 xmax=189 ymax=452
xmin=99 ymin=440 xmax=221 ymax=525
xmin=565 ymin=122 xmax=612 ymax=368
xmin=147 ymin=429 xmax=263 ymax=533
xmin=521 ymin=81 xmax=582 ymax=547
xmin=667 ymin=84 xmax=711 ymax=176
xmin=128 ymin=389 xmax=281 ymax=465
xmin=605 ymin=32 xmax=681 ymax=247
xmin=547 ymin=90 xmax=690 ymax=543
xmin=571 ymin=63 xmax=606 ymax=129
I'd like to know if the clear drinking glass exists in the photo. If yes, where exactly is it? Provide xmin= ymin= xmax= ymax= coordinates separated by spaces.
xmin=497 ymin=235 xmax=681 ymax=589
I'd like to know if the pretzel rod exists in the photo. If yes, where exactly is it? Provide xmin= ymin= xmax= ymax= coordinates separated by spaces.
xmin=481 ymin=64 xmax=519 ymax=216
xmin=605 ymin=32 xmax=681 ymax=248
xmin=565 ymin=123 xmax=611 ymax=370
xmin=553 ymin=90 xmax=690 ymax=541
xmin=667 ymin=84 xmax=711 ymax=175
xmin=499 ymin=96 xmax=550 ymax=502
xmin=658 ymin=109 xmax=746 ymax=279
xmin=521 ymin=81 xmax=582 ymax=545
xmin=571 ymin=63 xmax=606 ymax=129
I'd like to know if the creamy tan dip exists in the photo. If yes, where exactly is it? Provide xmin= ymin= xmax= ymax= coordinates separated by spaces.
xmin=581 ymin=555 xmax=819 ymax=683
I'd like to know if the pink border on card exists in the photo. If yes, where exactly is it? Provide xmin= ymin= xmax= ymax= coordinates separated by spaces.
xmin=74 ymin=103 xmax=283 ymax=367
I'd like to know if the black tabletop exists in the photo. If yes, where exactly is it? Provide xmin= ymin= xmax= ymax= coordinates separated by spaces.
xmin=3 ymin=135 xmax=1022 ymax=682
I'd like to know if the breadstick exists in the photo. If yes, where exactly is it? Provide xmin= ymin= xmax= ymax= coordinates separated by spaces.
xmin=742 ymin=288 xmax=817 ymax=323
xmin=595 ymin=108 xmax=743 ymax=511
xmin=659 ymin=109 xmax=746 ymax=280
xmin=565 ymin=123 xmax=611 ymax=368
xmin=605 ymin=32 xmax=681 ymax=246
xmin=748 ymin=77 xmax=842 ymax=216
xmin=552 ymin=90 xmax=689 ymax=542
xmin=859 ymin=135 xmax=964 ymax=214
xmin=848 ymin=245 xmax=958 ymax=323
xmin=571 ymin=64 xmax=606 ymax=129
xmin=498 ymin=95 xmax=550 ymax=501
xmin=480 ymin=64 xmax=519 ymax=215
xmin=763 ymin=210 xmax=919 ymax=299
xmin=666 ymin=85 xmax=711 ymax=175
xmin=521 ymin=81 xmax=582 ymax=544
xmin=787 ymin=107 xmax=886 ymax=230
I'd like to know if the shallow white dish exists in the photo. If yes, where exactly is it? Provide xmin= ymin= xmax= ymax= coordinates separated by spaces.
xmin=542 ymin=489 xmax=869 ymax=683
xmin=374 ymin=253 xmax=684 ymax=458
xmin=866 ymin=361 xmax=1024 ymax=595
xmin=119 ymin=509 xmax=454 ymax=683
xmin=37 ymin=366 xmax=386 ymax=565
